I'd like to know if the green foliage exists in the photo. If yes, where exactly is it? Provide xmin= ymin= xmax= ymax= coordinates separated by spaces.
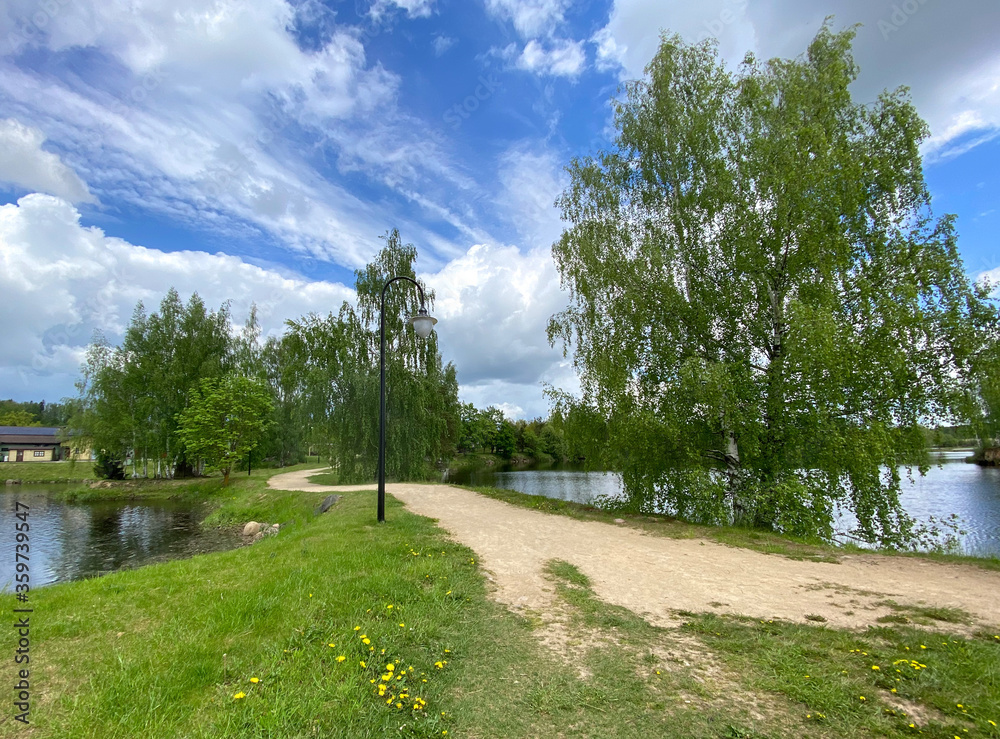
xmin=77 ymin=289 xmax=234 ymax=477
xmin=281 ymin=230 xmax=459 ymax=483
xmin=0 ymin=399 xmax=74 ymax=427
xmin=0 ymin=409 xmax=40 ymax=426
xmin=93 ymin=450 xmax=126 ymax=480
xmin=175 ymin=374 xmax=274 ymax=484
xmin=549 ymin=25 xmax=998 ymax=547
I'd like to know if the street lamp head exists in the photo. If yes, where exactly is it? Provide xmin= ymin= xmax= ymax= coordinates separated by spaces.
xmin=410 ymin=307 xmax=437 ymax=339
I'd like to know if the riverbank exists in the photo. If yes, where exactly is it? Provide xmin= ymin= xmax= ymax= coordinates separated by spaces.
xmin=3 ymin=470 xmax=998 ymax=737
xmin=1 ymin=460 xmax=95 ymax=483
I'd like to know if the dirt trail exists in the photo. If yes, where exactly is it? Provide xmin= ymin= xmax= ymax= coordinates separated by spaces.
xmin=269 ymin=470 xmax=1000 ymax=631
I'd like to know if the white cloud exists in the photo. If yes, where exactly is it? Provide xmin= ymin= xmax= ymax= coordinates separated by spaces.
xmin=370 ymin=0 xmax=436 ymax=20
xmin=0 ymin=194 xmax=354 ymax=399
xmin=591 ymin=26 xmax=627 ymax=73
xmin=496 ymin=144 xmax=568 ymax=249
xmin=0 ymin=119 xmax=96 ymax=203
xmin=432 ymin=35 xmax=456 ymax=56
xmin=595 ymin=0 xmax=1000 ymax=157
xmin=0 ymin=0 xmax=479 ymax=268
xmin=516 ymin=38 xmax=586 ymax=77
xmin=483 ymin=0 xmax=569 ymax=38
xmin=0 ymin=193 xmax=575 ymax=419
xmin=423 ymin=241 xmax=571 ymax=419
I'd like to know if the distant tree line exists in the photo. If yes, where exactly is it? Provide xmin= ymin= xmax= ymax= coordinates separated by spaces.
xmin=0 ymin=400 xmax=75 ymax=428
xmin=456 ymin=404 xmax=569 ymax=462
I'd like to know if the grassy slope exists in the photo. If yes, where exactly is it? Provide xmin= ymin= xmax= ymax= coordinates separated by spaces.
xmin=2 ymin=472 xmax=998 ymax=738
xmin=0 ymin=461 xmax=95 ymax=483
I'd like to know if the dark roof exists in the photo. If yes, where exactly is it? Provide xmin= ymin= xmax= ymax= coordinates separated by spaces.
xmin=0 ymin=426 xmax=60 ymax=436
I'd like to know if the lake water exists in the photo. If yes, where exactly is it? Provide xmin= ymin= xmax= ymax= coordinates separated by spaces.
xmin=445 ymin=451 xmax=1000 ymax=558
xmin=1 ymin=485 xmax=240 ymax=591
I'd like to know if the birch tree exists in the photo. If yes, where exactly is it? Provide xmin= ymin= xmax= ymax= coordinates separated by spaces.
xmin=549 ymin=25 xmax=996 ymax=546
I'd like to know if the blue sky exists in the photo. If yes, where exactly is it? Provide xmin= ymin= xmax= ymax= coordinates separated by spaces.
xmin=1 ymin=0 xmax=998 ymax=419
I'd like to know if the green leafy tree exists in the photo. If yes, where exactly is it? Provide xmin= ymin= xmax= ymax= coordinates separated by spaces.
xmin=77 ymin=291 xmax=234 ymax=477
xmin=549 ymin=25 xmax=996 ymax=547
xmin=176 ymin=375 xmax=273 ymax=484
xmin=282 ymin=230 xmax=459 ymax=482
xmin=0 ymin=410 xmax=40 ymax=427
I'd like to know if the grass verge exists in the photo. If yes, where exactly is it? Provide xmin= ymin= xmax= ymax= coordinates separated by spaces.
xmin=0 ymin=461 xmax=95 ymax=483
xmin=543 ymin=559 xmax=1000 ymax=738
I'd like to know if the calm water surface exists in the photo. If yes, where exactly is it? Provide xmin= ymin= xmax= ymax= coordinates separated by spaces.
xmin=1 ymin=484 xmax=240 ymax=591
xmin=446 ymin=451 xmax=1000 ymax=557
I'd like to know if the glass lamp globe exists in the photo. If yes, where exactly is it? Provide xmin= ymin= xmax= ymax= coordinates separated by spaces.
xmin=410 ymin=309 xmax=437 ymax=338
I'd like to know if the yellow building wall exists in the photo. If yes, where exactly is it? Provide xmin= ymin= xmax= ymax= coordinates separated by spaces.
xmin=64 ymin=445 xmax=95 ymax=461
xmin=16 ymin=448 xmax=54 ymax=462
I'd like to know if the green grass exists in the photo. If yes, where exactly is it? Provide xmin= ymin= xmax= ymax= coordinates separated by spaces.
xmin=0 ymin=460 xmax=96 ymax=482
xmin=5 ymin=473 xmax=999 ymax=737
xmin=306 ymin=469 xmax=340 ymax=486
xmin=464 ymin=485 xmax=1000 ymax=571
xmin=543 ymin=560 xmax=1000 ymax=739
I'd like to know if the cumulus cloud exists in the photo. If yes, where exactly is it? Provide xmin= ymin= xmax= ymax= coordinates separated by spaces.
xmin=516 ymin=38 xmax=586 ymax=77
xmin=423 ymin=242 xmax=571 ymax=419
xmin=0 ymin=194 xmax=354 ymax=399
xmin=483 ymin=0 xmax=570 ymax=38
xmin=595 ymin=0 xmax=1000 ymax=156
xmin=0 ymin=119 xmax=96 ymax=203
xmin=0 ymin=193 xmax=576 ymax=419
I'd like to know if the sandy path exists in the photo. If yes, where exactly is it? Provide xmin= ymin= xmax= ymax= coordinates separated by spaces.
xmin=270 ymin=470 xmax=1000 ymax=631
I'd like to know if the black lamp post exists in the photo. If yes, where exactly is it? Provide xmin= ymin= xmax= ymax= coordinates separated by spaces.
xmin=378 ymin=276 xmax=437 ymax=523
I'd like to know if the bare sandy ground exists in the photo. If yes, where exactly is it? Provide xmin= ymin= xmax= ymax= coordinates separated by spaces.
xmin=269 ymin=469 xmax=1000 ymax=631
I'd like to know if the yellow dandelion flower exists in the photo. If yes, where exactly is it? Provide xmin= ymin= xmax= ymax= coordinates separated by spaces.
xmin=233 ymin=692 xmax=246 ymax=700
xmin=399 ymin=623 xmax=405 ymax=627
xmin=250 ymin=677 xmax=259 ymax=684
xmin=328 ymin=643 xmax=335 ymax=648
xmin=396 ymin=702 xmax=402 ymax=709
xmin=859 ymin=696 xmax=866 ymax=701
xmin=362 ymin=638 xmax=371 ymax=645
xmin=360 ymin=661 xmax=366 ymax=668
xmin=386 ymin=663 xmax=395 ymax=672
xmin=872 ymin=665 xmax=880 ymax=670
xmin=988 ymin=720 xmax=997 ymax=727
xmin=435 ymin=661 xmax=444 ymax=669
xmin=387 ymin=604 xmax=394 ymax=609
xmin=336 ymin=655 xmax=346 ymax=663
